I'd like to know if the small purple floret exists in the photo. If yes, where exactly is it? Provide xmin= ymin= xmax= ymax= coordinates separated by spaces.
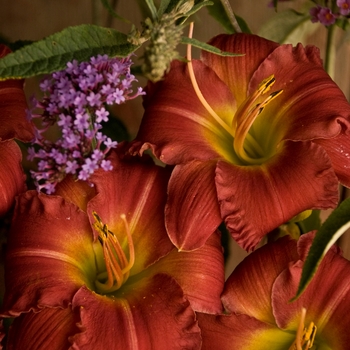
xmin=337 ymin=0 xmax=350 ymax=16
xmin=310 ymin=5 xmax=337 ymax=25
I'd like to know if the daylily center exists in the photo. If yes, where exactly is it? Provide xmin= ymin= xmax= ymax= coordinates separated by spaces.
xmin=232 ymin=75 xmax=283 ymax=165
xmin=289 ymin=308 xmax=317 ymax=350
xmin=186 ymin=41 xmax=283 ymax=166
xmin=93 ymin=211 xmax=135 ymax=294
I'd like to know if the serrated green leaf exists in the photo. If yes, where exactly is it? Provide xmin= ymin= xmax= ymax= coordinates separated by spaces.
xmin=181 ymin=36 xmax=244 ymax=56
xmin=258 ymin=9 xmax=317 ymax=44
xmin=292 ymin=198 xmax=350 ymax=301
xmin=0 ymin=24 xmax=139 ymax=80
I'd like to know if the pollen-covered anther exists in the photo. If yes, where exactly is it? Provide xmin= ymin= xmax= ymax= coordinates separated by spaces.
xmin=289 ymin=308 xmax=317 ymax=350
xmin=233 ymin=74 xmax=283 ymax=164
xmin=93 ymin=211 xmax=135 ymax=293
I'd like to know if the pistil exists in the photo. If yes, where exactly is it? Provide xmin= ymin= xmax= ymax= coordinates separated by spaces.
xmin=93 ymin=212 xmax=135 ymax=294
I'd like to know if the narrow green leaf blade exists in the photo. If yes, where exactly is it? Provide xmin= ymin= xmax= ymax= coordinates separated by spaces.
xmin=206 ymin=0 xmax=251 ymax=34
xmin=181 ymin=1 xmax=213 ymax=18
xmin=145 ymin=0 xmax=158 ymax=19
xmin=0 ymin=24 xmax=139 ymax=80
xmin=292 ymin=198 xmax=350 ymax=301
xmin=181 ymin=37 xmax=244 ymax=56
xmin=100 ymin=0 xmax=131 ymax=23
xmin=158 ymin=0 xmax=173 ymax=16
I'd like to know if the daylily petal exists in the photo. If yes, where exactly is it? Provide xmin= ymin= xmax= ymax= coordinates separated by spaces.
xmin=148 ymin=231 xmax=225 ymax=314
xmin=1 ymin=191 xmax=97 ymax=315
xmin=314 ymin=133 xmax=350 ymax=187
xmin=216 ymin=140 xmax=339 ymax=250
xmin=222 ymin=236 xmax=298 ymax=325
xmin=272 ymin=233 xmax=350 ymax=349
xmin=0 ymin=140 xmax=26 ymax=217
xmin=86 ymin=150 xmax=174 ymax=274
xmin=131 ymin=60 xmax=236 ymax=164
xmin=55 ymin=174 xmax=97 ymax=212
xmin=197 ymin=313 xmax=295 ymax=350
xmin=165 ymin=160 xmax=221 ymax=251
xmin=0 ymin=45 xmax=34 ymax=142
xmin=248 ymin=43 xmax=350 ymax=143
xmin=201 ymin=33 xmax=279 ymax=106
xmin=5 ymin=307 xmax=79 ymax=350
xmin=71 ymin=275 xmax=201 ymax=349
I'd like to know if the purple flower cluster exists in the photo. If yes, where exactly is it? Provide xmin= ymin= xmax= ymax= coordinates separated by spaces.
xmin=310 ymin=1 xmax=350 ymax=25
xmin=28 ymin=54 xmax=144 ymax=194
xmin=337 ymin=0 xmax=350 ymax=15
xmin=310 ymin=5 xmax=336 ymax=25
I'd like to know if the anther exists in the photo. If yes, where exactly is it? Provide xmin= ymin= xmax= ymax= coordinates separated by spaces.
xmin=288 ymin=308 xmax=317 ymax=350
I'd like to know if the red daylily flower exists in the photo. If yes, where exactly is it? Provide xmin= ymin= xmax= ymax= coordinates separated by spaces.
xmin=130 ymin=33 xmax=350 ymax=251
xmin=0 ymin=44 xmax=34 ymax=216
xmin=197 ymin=232 xmax=350 ymax=349
xmin=1 ymin=150 xmax=224 ymax=349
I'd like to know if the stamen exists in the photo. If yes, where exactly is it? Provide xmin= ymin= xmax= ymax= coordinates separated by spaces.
xmin=233 ymin=75 xmax=283 ymax=164
xmin=93 ymin=212 xmax=135 ymax=294
xmin=288 ymin=308 xmax=317 ymax=350
xmin=186 ymin=23 xmax=234 ymax=137
xmin=186 ymin=23 xmax=282 ymax=165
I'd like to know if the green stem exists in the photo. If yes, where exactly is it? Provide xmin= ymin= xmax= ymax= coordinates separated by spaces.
xmin=324 ymin=24 xmax=336 ymax=79
xmin=220 ymin=0 xmax=242 ymax=33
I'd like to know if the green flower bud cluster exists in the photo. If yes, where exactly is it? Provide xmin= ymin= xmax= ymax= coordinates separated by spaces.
xmin=140 ymin=12 xmax=184 ymax=82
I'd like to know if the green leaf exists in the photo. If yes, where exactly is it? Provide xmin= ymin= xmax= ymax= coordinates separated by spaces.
xmin=145 ymin=0 xmax=158 ymax=19
xmin=100 ymin=0 xmax=131 ymax=23
xmin=236 ymin=15 xmax=252 ymax=34
xmin=159 ymin=0 xmax=181 ymax=14
xmin=181 ymin=1 xmax=213 ymax=18
xmin=292 ymin=198 xmax=350 ymax=301
xmin=206 ymin=0 xmax=235 ymax=33
xmin=135 ymin=0 xmax=153 ymax=18
xmin=102 ymin=115 xmax=129 ymax=142
xmin=181 ymin=36 xmax=244 ymax=56
xmin=0 ymin=24 xmax=139 ymax=80
xmin=158 ymin=0 xmax=174 ymax=16
xmin=258 ymin=9 xmax=318 ymax=44
xmin=206 ymin=0 xmax=251 ymax=34
xmin=158 ymin=0 xmax=212 ymax=21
